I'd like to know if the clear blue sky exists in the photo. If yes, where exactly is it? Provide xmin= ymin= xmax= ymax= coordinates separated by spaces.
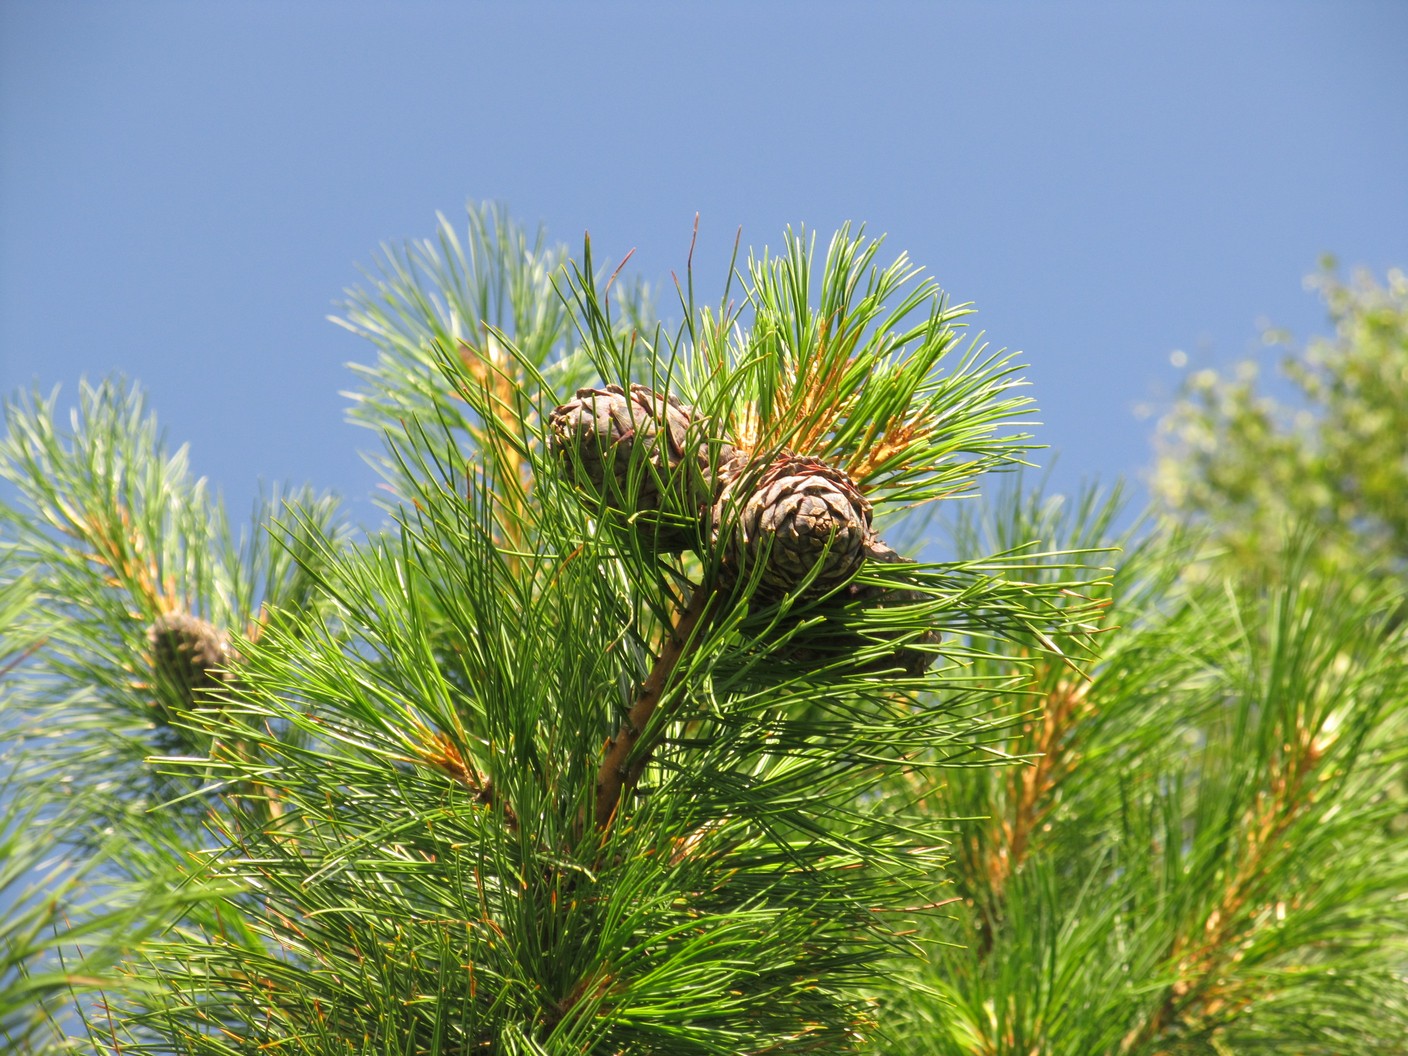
xmin=2 ymin=2 xmax=1405 ymax=526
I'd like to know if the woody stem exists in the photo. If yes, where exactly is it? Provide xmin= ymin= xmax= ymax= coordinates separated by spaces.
xmin=594 ymin=583 xmax=715 ymax=831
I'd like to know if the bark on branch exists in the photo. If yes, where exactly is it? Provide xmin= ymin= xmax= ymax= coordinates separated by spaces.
xmin=594 ymin=584 xmax=715 ymax=830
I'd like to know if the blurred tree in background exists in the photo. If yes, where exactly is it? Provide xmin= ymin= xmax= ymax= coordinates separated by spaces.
xmin=1154 ymin=265 xmax=1408 ymax=583
xmin=1 ymin=206 xmax=1405 ymax=1054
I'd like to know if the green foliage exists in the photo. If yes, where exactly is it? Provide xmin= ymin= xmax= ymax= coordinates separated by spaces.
xmin=1 ymin=206 xmax=1405 ymax=1054
xmin=0 ymin=780 xmax=220 ymax=1055
xmin=877 ymin=488 xmax=1408 ymax=1054
xmin=1154 ymin=264 xmax=1408 ymax=580
xmin=0 ymin=378 xmax=348 ymax=816
xmin=2 ymin=205 xmax=1083 ymax=1054
xmin=336 ymin=204 xmax=639 ymax=514
xmin=0 ymin=562 xmax=221 ymax=1054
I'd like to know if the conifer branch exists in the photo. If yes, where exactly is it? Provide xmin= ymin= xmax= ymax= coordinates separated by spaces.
xmin=1122 ymin=709 xmax=1332 ymax=1052
xmin=973 ymin=675 xmax=1091 ymax=955
xmin=594 ymin=582 xmax=716 ymax=830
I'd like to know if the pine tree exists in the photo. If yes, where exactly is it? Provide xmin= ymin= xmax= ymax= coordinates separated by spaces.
xmin=1 ymin=205 xmax=1405 ymax=1054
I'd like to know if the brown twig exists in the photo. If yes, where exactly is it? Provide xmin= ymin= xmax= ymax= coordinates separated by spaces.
xmin=0 ymin=637 xmax=46 ymax=679
xmin=594 ymin=584 xmax=715 ymax=831
xmin=416 ymin=729 xmax=517 ymax=829
xmin=992 ymin=679 xmax=1091 ymax=896
xmin=542 ymin=964 xmax=614 ymax=1031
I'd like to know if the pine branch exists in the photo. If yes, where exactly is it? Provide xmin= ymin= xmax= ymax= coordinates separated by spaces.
xmin=1123 ymin=736 xmax=1324 ymax=1052
xmin=594 ymin=582 xmax=716 ymax=830
xmin=968 ymin=674 xmax=1091 ymax=957
xmin=11 ymin=212 xmax=1145 ymax=1054
xmin=1117 ymin=558 xmax=1407 ymax=1053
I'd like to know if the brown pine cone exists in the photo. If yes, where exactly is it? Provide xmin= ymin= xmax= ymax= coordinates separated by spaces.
xmin=549 ymin=384 xmax=736 ymax=552
xmin=148 ymin=611 xmax=234 ymax=707
xmin=721 ymin=453 xmax=872 ymax=599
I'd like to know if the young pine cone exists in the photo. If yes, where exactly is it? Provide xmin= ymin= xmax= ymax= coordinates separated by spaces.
xmin=721 ymin=453 xmax=872 ymax=600
xmin=550 ymin=384 xmax=733 ymax=552
xmin=148 ymin=611 xmax=234 ymax=708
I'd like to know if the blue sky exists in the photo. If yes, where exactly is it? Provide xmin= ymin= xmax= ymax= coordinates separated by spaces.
xmin=2 ymin=2 xmax=1405 ymax=527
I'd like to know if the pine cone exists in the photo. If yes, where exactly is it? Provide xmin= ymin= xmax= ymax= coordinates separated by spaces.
xmin=721 ymin=453 xmax=872 ymax=599
xmin=549 ymin=384 xmax=735 ymax=552
xmin=148 ymin=611 xmax=233 ymax=707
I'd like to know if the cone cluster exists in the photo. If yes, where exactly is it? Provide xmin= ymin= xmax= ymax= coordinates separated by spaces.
xmin=550 ymin=383 xmax=939 ymax=674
